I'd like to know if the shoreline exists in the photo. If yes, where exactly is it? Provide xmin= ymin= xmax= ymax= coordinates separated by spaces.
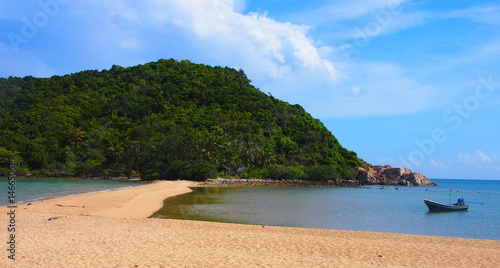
xmin=202 ymin=177 xmax=440 ymax=187
xmin=0 ymin=174 xmax=145 ymax=181
xmin=4 ymin=174 xmax=442 ymax=187
xmin=1 ymin=180 xmax=499 ymax=267
xmin=0 ymin=176 xmax=151 ymax=208
xmin=201 ymin=178 xmax=363 ymax=187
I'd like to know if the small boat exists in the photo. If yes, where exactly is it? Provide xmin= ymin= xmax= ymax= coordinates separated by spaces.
xmin=424 ymin=198 xmax=469 ymax=212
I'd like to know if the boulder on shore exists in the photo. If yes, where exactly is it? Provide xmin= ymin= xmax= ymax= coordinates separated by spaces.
xmin=354 ymin=165 xmax=437 ymax=186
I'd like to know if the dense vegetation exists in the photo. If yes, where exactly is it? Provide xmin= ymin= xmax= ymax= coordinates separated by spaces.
xmin=0 ymin=59 xmax=365 ymax=181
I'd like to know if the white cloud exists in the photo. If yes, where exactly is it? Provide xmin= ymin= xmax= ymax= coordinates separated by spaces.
xmin=171 ymin=1 xmax=338 ymax=81
xmin=330 ymin=11 xmax=429 ymax=42
xmin=299 ymin=61 xmax=433 ymax=117
xmin=446 ymin=5 xmax=500 ymax=25
xmin=91 ymin=0 xmax=332 ymax=84
xmin=351 ymin=86 xmax=360 ymax=96
xmin=79 ymin=0 xmax=339 ymax=89
xmin=2 ymin=0 xmax=339 ymax=84
xmin=458 ymin=150 xmax=493 ymax=165
xmin=289 ymin=0 xmax=428 ymax=41
xmin=62 ymin=0 xmax=341 ymax=105
xmin=429 ymin=158 xmax=446 ymax=168
xmin=457 ymin=153 xmax=473 ymax=164
xmin=475 ymin=38 xmax=500 ymax=59
xmin=2 ymin=0 xmax=498 ymax=120
xmin=475 ymin=150 xmax=492 ymax=163
xmin=294 ymin=0 xmax=408 ymax=23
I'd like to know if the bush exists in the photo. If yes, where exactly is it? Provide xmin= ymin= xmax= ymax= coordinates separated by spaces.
xmin=0 ymin=147 xmax=29 ymax=174
xmin=75 ymin=160 xmax=104 ymax=176
xmin=339 ymin=167 xmax=354 ymax=179
xmin=240 ymin=168 xmax=265 ymax=179
xmin=305 ymin=165 xmax=340 ymax=182
xmin=164 ymin=160 xmax=217 ymax=181
xmin=265 ymin=165 xmax=305 ymax=180
xmin=138 ymin=163 xmax=164 ymax=181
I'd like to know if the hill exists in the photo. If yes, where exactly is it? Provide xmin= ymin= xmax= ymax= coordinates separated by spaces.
xmin=0 ymin=59 xmax=365 ymax=181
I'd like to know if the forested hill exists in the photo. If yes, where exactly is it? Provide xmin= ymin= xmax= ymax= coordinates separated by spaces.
xmin=0 ymin=59 xmax=365 ymax=181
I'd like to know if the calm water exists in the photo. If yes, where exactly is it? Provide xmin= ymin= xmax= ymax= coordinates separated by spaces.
xmin=1 ymin=177 xmax=142 ymax=207
xmin=151 ymin=179 xmax=500 ymax=240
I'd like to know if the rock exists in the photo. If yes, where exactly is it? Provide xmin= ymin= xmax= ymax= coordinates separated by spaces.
xmin=354 ymin=167 xmax=377 ymax=184
xmin=354 ymin=165 xmax=437 ymax=186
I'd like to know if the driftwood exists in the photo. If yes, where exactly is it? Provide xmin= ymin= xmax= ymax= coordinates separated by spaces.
xmin=55 ymin=204 xmax=85 ymax=208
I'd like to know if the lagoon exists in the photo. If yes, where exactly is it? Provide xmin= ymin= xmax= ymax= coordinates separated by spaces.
xmin=151 ymin=179 xmax=500 ymax=240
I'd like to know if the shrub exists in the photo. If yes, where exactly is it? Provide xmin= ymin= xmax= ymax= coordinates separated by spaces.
xmin=165 ymin=160 xmax=217 ymax=181
xmin=0 ymin=147 xmax=29 ymax=174
xmin=75 ymin=160 xmax=104 ymax=176
xmin=240 ymin=168 xmax=265 ymax=179
xmin=266 ymin=165 xmax=305 ymax=180
xmin=305 ymin=165 xmax=340 ymax=182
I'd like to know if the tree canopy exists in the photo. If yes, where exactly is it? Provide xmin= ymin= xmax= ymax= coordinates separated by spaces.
xmin=0 ymin=59 xmax=365 ymax=180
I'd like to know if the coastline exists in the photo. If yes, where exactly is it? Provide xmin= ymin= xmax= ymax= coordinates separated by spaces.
xmin=201 ymin=178 xmax=363 ymax=187
xmin=201 ymin=175 xmax=439 ymax=187
xmin=1 ymin=180 xmax=499 ymax=267
xmin=0 ymin=176 xmax=150 ymax=207
xmin=0 ymin=174 xmax=144 ymax=181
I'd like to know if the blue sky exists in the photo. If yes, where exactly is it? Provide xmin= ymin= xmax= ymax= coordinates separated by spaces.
xmin=1 ymin=0 xmax=499 ymax=179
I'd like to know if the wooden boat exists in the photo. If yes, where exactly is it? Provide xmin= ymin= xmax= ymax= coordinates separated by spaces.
xmin=424 ymin=198 xmax=469 ymax=212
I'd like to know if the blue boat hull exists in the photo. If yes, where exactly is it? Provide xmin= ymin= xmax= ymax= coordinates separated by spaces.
xmin=424 ymin=199 xmax=469 ymax=212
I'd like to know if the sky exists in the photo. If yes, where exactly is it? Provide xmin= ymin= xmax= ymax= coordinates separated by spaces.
xmin=1 ymin=0 xmax=499 ymax=180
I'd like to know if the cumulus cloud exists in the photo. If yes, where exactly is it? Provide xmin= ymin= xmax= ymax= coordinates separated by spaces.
xmin=3 ymin=0 xmax=495 ymax=119
xmin=2 ymin=0 xmax=342 ymax=105
xmin=162 ymin=0 xmax=339 ymax=82
xmin=79 ymin=0 xmax=339 ymax=82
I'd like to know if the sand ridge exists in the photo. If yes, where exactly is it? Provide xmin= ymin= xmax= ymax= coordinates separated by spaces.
xmin=1 ymin=180 xmax=499 ymax=267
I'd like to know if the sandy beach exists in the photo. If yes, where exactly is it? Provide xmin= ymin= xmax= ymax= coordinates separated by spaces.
xmin=1 ymin=180 xmax=499 ymax=267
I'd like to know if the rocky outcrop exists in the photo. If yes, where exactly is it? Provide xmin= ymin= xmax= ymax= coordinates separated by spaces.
xmin=354 ymin=165 xmax=437 ymax=186
xmin=354 ymin=167 xmax=376 ymax=184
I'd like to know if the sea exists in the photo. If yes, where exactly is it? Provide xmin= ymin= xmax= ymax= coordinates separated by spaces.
xmin=151 ymin=179 xmax=500 ymax=240
xmin=0 ymin=177 xmax=142 ymax=207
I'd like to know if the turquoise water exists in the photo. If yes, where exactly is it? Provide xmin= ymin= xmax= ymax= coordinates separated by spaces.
xmin=151 ymin=179 xmax=500 ymax=240
xmin=1 ymin=177 xmax=143 ymax=207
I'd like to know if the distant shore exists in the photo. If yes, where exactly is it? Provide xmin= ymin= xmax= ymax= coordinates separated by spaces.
xmin=1 ymin=180 xmax=498 ymax=267
xmin=201 ymin=177 xmax=363 ymax=187
xmin=3 ymin=173 xmax=439 ymax=187
xmin=201 ymin=177 xmax=440 ymax=187
xmin=0 ymin=173 xmax=144 ymax=181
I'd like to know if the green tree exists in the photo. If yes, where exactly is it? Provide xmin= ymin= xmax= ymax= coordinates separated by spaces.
xmin=0 ymin=59 xmax=365 ymax=181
